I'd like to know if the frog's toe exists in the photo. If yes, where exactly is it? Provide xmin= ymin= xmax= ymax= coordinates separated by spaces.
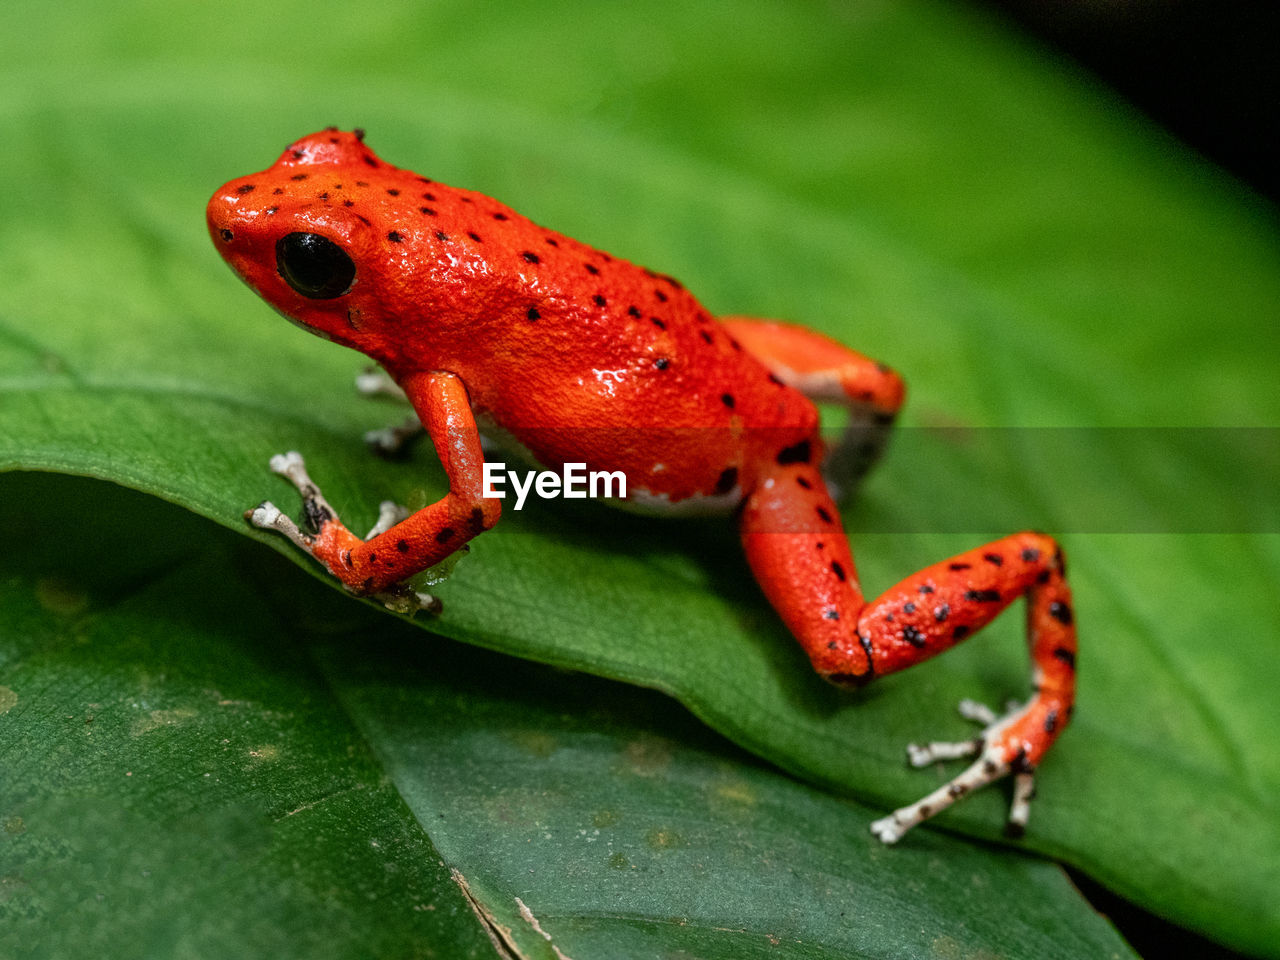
xmin=1004 ymin=771 xmax=1036 ymax=838
xmin=365 ymin=500 xmax=410 ymax=539
xmin=268 ymin=450 xmax=307 ymax=479
xmin=364 ymin=417 xmax=423 ymax=459
xmin=262 ymin=450 xmax=342 ymax=532
xmin=905 ymin=736 xmax=983 ymax=768
xmin=871 ymin=744 xmax=1014 ymax=844
xmin=245 ymin=500 xmax=280 ymax=528
xmin=869 ymin=814 xmax=905 ymax=844
xmin=956 ymin=697 xmax=1000 ymax=726
xmin=355 ymin=366 xmax=407 ymax=401
xmin=245 ymin=499 xmax=315 ymax=554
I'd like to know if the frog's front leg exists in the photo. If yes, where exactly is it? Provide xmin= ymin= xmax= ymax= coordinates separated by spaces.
xmin=247 ymin=453 xmax=439 ymax=613
xmin=739 ymin=458 xmax=1077 ymax=842
xmin=248 ymin=370 xmax=500 ymax=612
xmin=721 ymin=318 xmax=905 ymax=499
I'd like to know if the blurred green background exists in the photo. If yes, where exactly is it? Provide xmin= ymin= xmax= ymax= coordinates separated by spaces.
xmin=2 ymin=1 xmax=1278 ymax=958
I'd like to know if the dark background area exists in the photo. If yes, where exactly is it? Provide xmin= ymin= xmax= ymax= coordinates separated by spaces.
xmin=977 ymin=0 xmax=1278 ymax=206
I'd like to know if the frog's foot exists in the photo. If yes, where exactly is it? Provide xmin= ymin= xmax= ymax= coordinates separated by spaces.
xmin=246 ymin=451 xmax=441 ymax=616
xmin=869 ymin=698 xmax=1039 ymax=844
xmin=355 ymin=366 xmax=408 ymax=401
xmin=364 ymin=416 xmax=424 ymax=459
xmin=355 ymin=367 xmax=423 ymax=459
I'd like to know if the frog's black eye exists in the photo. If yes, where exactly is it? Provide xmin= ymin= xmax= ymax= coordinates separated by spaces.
xmin=276 ymin=232 xmax=355 ymax=299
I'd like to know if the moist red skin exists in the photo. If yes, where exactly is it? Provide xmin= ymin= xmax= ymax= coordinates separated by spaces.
xmin=208 ymin=129 xmax=1077 ymax=835
xmin=209 ymin=128 xmax=821 ymax=504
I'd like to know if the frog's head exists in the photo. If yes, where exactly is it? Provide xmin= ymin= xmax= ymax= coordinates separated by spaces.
xmin=206 ymin=128 xmax=438 ymax=365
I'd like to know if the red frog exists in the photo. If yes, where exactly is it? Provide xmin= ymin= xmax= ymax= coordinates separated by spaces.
xmin=207 ymin=128 xmax=1077 ymax=843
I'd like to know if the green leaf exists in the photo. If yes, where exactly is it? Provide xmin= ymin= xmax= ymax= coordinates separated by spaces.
xmin=2 ymin=0 xmax=1278 ymax=955
xmin=1 ymin=474 xmax=1137 ymax=959
xmin=0 ymin=476 xmax=495 ymax=960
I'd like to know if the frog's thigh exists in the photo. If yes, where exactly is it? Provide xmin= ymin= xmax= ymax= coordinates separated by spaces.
xmin=720 ymin=317 xmax=904 ymax=496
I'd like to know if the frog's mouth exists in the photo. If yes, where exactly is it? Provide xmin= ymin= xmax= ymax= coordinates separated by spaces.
xmin=264 ymin=298 xmax=341 ymax=345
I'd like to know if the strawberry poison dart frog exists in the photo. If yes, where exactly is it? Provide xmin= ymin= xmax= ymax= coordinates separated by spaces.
xmin=207 ymin=129 xmax=1077 ymax=843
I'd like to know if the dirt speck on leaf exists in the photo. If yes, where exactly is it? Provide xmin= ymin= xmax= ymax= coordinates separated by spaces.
xmin=509 ymin=730 xmax=557 ymax=757
xmin=591 ymin=808 xmax=619 ymax=828
xmin=621 ymin=734 xmax=673 ymax=777
xmin=247 ymin=744 xmax=281 ymax=764
xmin=646 ymin=827 xmax=686 ymax=850
xmin=712 ymin=775 xmax=757 ymax=808
xmin=35 ymin=577 xmax=88 ymax=616
xmin=131 ymin=706 xmax=197 ymax=736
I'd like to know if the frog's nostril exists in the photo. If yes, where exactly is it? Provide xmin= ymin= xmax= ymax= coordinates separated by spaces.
xmin=220 ymin=228 xmax=234 ymax=242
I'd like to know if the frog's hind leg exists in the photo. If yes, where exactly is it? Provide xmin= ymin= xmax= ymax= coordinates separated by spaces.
xmin=737 ymin=458 xmax=874 ymax=682
xmin=856 ymin=531 xmax=1075 ymax=843
xmin=739 ymin=462 xmax=1077 ymax=842
xmin=720 ymin=318 xmax=904 ymax=499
